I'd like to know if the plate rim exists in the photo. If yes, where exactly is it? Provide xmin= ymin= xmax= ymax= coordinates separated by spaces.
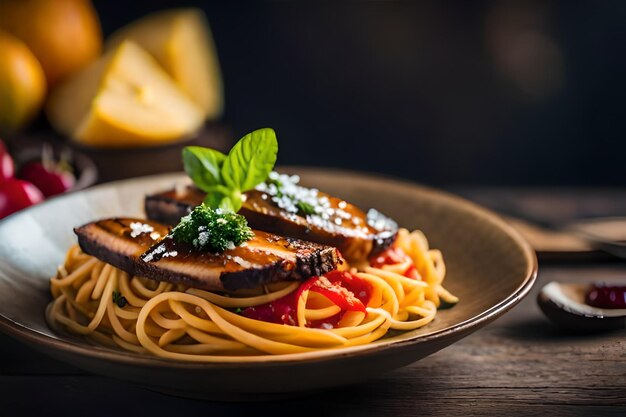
xmin=0 ymin=168 xmax=538 ymax=368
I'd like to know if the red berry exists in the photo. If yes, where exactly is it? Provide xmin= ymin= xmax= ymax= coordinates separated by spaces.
xmin=18 ymin=162 xmax=75 ymax=197
xmin=0 ymin=179 xmax=44 ymax=219
xmin=0 ymin=140 xmax=15 ymax=182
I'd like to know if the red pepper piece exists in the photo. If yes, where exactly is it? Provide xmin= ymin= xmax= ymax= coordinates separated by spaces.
xmin=241 ymin=271 xmax=373 ymax=326
xmin=371 ymin=247 xmax=406 ymax=267
xmin=370 ymin=247 xmax=420 ymax=280
xmin=309 ymin=276 xmax=366 ymax=313
xmin=241 ymin=277 xmax=318 ymax=325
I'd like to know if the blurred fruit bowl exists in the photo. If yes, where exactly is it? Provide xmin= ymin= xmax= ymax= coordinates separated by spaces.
xmin=13 ymin=144 xmax=97 ymax=193
xmin=67 ymin=123 xmax=232 ymax=182
xmin=0 ymin=137 xmax=98 ymax=220
xmin=0 ymin=4 xmax=231 ymax=188
xmin=45 ymin=8 xmax=223 ymax=150
xmin=7 ymin=122 xmax=232 ymax=183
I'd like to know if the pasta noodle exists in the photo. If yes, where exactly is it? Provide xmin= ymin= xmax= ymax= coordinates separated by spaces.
xmin=47 ymin=228 xmax=458 ymax=360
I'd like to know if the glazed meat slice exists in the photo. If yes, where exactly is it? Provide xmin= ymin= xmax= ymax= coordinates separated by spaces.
xmin=145 ymin=185 xmax=397 ymax=263
xmin=74 ymin=218 xmax=170 ymax=275
xmin=241 ymin=189 xmax=397 ymax=264
xmin=74 ymin=218 xmax=339 ymax=292
xmin=144 ymin=187 xmax=203 ymax=226
xmin=138 ymin=231 xmax=339 ymax=291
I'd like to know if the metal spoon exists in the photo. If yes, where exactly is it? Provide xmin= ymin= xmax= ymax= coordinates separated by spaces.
xmin=537 ymin=281 xmax=626 ymax=332
xmin=565 ymin=217 xmax=626 ymax=259
xmin=496 ymin=204 xmax=626 ymax=260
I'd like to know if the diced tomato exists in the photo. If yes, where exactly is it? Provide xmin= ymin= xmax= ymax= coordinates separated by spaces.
xmin=309 ymin=276 xmax=365 ymax=313
xmin=240 ymin=292 xmax=298 ymax=325
xmin=241 ymin=277 xmax=317 ymax=325
xmin=371 ymin=247 xmax=407 ymax=267
xmin=320 ymin=270 xmax=372 ymax=307
xmin=404 ymin=265 xmax=420 ymax=280
xmin=241 ymin=271 xmax=373 ymax=328
xmin=370 ymin=247 xmax=421 ymax=280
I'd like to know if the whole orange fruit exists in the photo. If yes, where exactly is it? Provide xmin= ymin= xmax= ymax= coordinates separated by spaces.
xmin=0 ymin=0 xmax=102 ymax=86
xmin=0 ymin=30 xmax=46 ymax=133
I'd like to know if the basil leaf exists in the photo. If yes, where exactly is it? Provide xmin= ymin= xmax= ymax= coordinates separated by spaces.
xmin=182 ymin=147 xmax=227 ymax=192
xmin=203 ymin=192 xmax=239 ymax=212
xmin=221 ymin=128 xmax=278 ymax=192
xmin=203 ymin=185 xmax=243 ymax=212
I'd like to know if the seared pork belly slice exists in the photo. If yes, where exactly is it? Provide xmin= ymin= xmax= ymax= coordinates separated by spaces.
xmin=145 ymin=186 xmax=398 ymax=263
xmin=74 ymin=218 xmax=170 ymax=275
xmin=138 ymin=231 xmax=339 ymax=291
xmin=74 ymin=218 xmax=340 ymax=292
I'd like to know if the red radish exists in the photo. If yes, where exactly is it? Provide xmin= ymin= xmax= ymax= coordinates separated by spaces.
xmin=0 ymin=140 xmax=15 ymax=182
xmin=18 ymin=161 xmax=75 ymax=197
xmin=0 ymin=179 xmax=44 ymax=219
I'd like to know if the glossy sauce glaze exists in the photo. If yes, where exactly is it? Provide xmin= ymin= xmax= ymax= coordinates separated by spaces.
xmin=77 ymin=217 xmax=340 ymax=292
xmin=244 ymin=189 xmax=377 ymax=237
xmin=144 ymin=187 xmax=204 ymax=226
xmin=139 ymin=229 xmax=340 ymax=291
xmin=92 ymin=218 xmax=169 ymax=251
xmin=143 ymin=231 xmax=304 ymax=272
xmin=74 ymin=218 xmax=170 ymax=270
xmin=145 ymin=184 xmax=398 ymax=263
xmin=241 ymin=186 xmax=397 ymax=263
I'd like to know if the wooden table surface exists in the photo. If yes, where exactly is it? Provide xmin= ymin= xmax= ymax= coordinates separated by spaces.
xmin=1 ymin=188 xmax=625 ymax=416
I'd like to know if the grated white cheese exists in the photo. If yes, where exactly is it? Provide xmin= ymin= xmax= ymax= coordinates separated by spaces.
xmin=143 ymin=245 xmax=165 ymax=262
xmin=256 ymin=172 xmax=331 ymax=218
xmin=255 ymin=172 xmax=383 ymax=238
xmin=130 ymin=222 xmax=154 ymax=238
xmin=367 ymin=208 xmax=398 ymax=232
xmin=194 ymin=230 xmax=211 ymax=248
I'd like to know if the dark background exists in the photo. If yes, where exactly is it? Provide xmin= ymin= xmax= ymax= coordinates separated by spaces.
xmin=93 ymin=0 xmax=626 ymax=186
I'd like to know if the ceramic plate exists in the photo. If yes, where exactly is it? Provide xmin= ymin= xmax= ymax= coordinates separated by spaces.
xmin=0 ymin=168 xmax=537 ymax=400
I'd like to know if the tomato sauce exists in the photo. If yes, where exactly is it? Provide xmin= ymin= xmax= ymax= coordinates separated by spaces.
xmin=371 ymin=247 xmax=420 ymax=280
xmin=241 ymin=270 xmax=373 ymax=328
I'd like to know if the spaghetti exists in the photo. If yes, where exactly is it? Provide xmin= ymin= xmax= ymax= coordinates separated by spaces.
xmin=47 ymin=228 xmax=458 ymax=361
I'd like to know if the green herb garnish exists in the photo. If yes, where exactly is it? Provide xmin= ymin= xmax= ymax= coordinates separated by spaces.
xmin=171 ymin=205 xmax=254 ymax=252
xmin=266 ymin=176 xmax=283 ymax=189
xmin=295 ymin=201 xmax=316 ymax=215
xmin=112 ymin=291 xmax=127 ymax=308
xmin=182 ymin=128 xmax=278 ymax=212
xmin=256 ymin=172 xmax=325 ymax=217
